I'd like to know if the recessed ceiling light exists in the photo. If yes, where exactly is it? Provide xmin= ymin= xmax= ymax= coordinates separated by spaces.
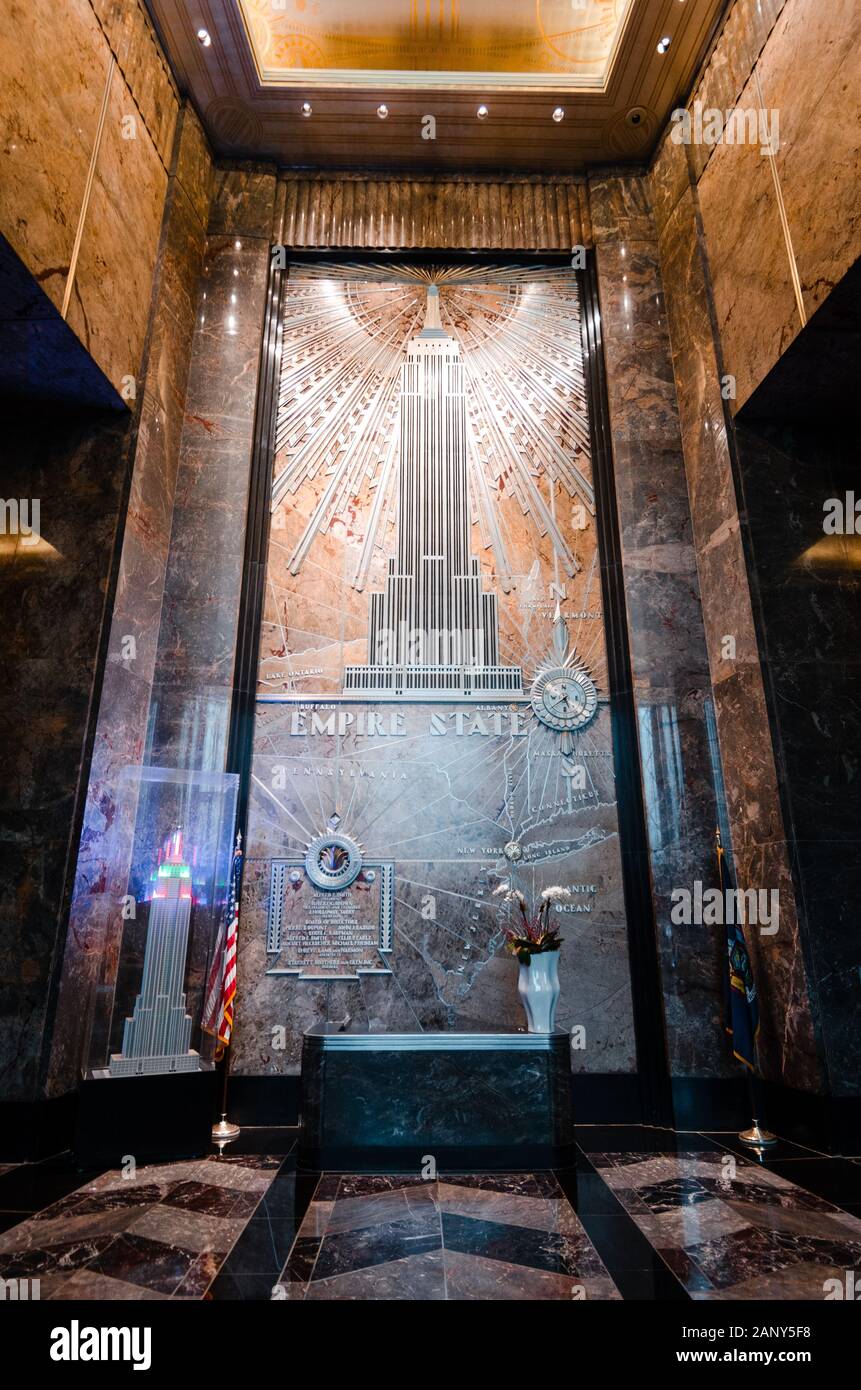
xmin=301 ymin=102 xmax=312 ymax=118
xmin=476 ymin=104 xmax=489 ymax=120
xmin=656 ymin=35 xmax=672 ymax=54
xmin=552 ymin=107 xmax=565 ymax=123
xmin=377 ymin=104 xmax=389 ymax=119
xmin=197 ymin=28 xmax=211 ymax=47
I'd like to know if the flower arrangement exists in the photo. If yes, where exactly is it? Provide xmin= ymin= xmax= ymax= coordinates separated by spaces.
xmin=494 ymin=882 xmax=571 ymax=965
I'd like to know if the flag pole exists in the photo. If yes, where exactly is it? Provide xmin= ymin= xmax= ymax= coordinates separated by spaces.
xmin=716 ymin=827 xmax=776 ymax=1149
xmin=212 ymin=1043 xmax=240 ymax=1144
xmin=209 ymin=830 xmax=242 ymax=1145
xmin=739 ymin=1066 xmax=776 ymax=1150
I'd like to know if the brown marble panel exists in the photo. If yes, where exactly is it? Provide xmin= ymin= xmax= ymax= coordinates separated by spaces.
xmin=148 ymin=171 xmax=275 ymax=765
xmin=651 ymin=177 xmax=821 ymax=1092
xmin=207 ymin=166 xmax=278 ymax=239
xmin=88 ymin=0 xmax=179 ymax=168
xmin=757 ymin=0 xmax=861 ymax=322
xmin=587 ymin=173 xmax=655 ymax=245
xmin=594 ymin=244 xmax=683 ymax=445
xmin=173 ymin=106 xmax=213 ymax=231
xmin=110 ymin=176 xmax=209 ymax=677
xmin=733 ymin=0 xmax=789 ymax=68
xmin=740 ymin=838 xmax=820 ymax=1087
xmin=697 ymin=71 xmax=801 ymax=412
xmin=65 ymin=63 xmax=168 ymax=395
xmin=692 ymin=524 xmax=763 ymax=683
xmin=657 ymin=234 xmax=736 ymax=551
xmin=686 ymin=0 xmax=789 ymax=185
xmin=650 ymin=129 xmax=691 ymax=242
xmin=0 ymin=0 xmax=109 ymax=313
xmin=589 ymin=173 xmax=731 ymax=1080
xmin=687 ymin=0 xmax=762 ymax=184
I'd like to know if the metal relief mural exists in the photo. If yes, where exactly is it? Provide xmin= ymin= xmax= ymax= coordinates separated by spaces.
xmin=238 ymin=263 xmax=636 ymax=1074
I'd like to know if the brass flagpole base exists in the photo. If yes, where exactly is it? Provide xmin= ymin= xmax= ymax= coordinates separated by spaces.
xmin=739 ymin=1118 xmax=777 ymax=1148
xmin=212 ymin=1114 xmax=240 ymax=1143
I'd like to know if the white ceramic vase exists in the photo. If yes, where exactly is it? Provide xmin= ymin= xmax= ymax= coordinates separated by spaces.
xmin=518 ymin=950 xmax=560 ymax=1032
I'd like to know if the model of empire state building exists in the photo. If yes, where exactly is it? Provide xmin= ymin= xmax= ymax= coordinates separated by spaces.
xmin=110 ymin=829 xmax=200 ymax=1076
xmin=344 ymin=284 xmax=522 ymax=697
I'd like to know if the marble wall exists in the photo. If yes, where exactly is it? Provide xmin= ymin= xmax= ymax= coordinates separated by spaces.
xmin=645 ymin=0 xmax=860 ymax=1094
xmin=732 ymin=418 xmax=861 ymax=1097
xmin=653 ymin=152 xmax=823 ymax=1084
xmin=0 ymin=0 xmax=179 ymax=398
xmin=587 ymin=173 xmax=735 ymax=1083
xmin=46 ymin=159 xmax=277 ymax=1096
xmin=147 ymin=166 xmax=277 ymax=772
xmin=676 ymin=0 xmax=860 ymax=411
xmin=47 ymin=106 xmax=215 ymax=1097
xmin=0 ymin=407 xmax=131 ymax=1103
xmin=648 ymin=148 xmax=821 ymax=1092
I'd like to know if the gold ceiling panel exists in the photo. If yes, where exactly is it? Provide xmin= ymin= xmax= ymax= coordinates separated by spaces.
xmin=239 ymin=0 xmax=634 ymax=88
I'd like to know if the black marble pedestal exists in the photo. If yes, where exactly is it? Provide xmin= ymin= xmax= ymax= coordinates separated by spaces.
xmin=299 ymin=1025 xmax=574 ymax=1171
xmin=74 ymin=1069 xmax=218 ymax=1168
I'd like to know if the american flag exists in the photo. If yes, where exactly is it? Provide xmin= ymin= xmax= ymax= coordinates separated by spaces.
xmin=202 ymin=832 xmax=242 ymax=1057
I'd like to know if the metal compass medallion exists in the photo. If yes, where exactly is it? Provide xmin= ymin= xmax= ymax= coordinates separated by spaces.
xmin=531 ymin=666 xmax=599 ymax=732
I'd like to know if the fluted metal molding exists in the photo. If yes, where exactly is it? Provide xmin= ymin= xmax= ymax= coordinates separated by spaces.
xmin=279 ymin=174 xmax=589 ymax=250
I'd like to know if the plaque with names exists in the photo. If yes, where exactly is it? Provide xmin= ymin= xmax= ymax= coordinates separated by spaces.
xmin=266 ymin=859 xmax=393 ymax=980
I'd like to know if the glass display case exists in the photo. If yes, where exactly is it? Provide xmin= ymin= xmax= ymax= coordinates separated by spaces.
xmin=84 ymin=765 xmax=238 ymax=1079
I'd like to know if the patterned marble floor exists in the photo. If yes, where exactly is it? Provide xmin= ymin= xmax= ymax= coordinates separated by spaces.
xmin=0 ymin=1140 xmax=293 ymax=1299
xmin=276 ymin=1172 xmax=621 ymax=1300
xmin=1 ymin=1127 xmax=858 ymax=1300
xmin=587 ymin=1148 xmax=861 ymax=1300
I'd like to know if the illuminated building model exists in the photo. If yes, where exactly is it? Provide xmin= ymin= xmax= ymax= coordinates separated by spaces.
xmin=110 ymin=828 xmax=200 ymax=1076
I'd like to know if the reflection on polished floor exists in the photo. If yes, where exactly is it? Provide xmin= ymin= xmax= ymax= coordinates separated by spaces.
xmin=1 ymin=1128 xmax=859 ymax=1301
xmin=279 ymin=1172 xmax=620 ymax=1301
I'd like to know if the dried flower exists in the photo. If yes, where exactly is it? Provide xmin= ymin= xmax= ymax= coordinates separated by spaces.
xmin=493 ymin=882 xmax=527 ymax=908
xmin=540 ymin=885 xmax=571 ymax=904
xmin=494 ymin=879 xmax=568 ymax=963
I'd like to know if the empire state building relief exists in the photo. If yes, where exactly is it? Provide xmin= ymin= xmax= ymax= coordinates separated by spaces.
xmin=344 ymin=284 xmax=521 ymax=697
xmin=237 ymin=263 xmax=636 ymax=1075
